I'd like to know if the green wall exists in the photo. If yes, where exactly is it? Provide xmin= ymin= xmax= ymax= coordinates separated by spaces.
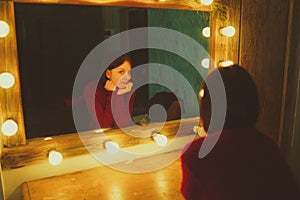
xmin=147 ymin=9 xmax=210 ymax=117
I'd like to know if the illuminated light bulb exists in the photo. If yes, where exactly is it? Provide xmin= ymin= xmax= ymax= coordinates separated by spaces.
xmin=44 ymin=137 xmax=53 ymax=141
xmin=95 ymin=129 xmax=104 ymax=133
xmin=199 ymin=89 xmax=205 ymax=98
xmin=0 ymin=20 xmax=10 ymax=38
xmin=201 ymin=0 xmax=214 ymax=6
xmin=193 ymin=126 xmax=207 ymax=137
xmin=158 ymin=0 xmax=166 ymax=2
xmin=193 ymin=126 xmax=199 ymax=133
xmin=104 ymin=140 xmax=120 ymax=154
xmin=1 ymin=119 xmax=18 ymax=136
xmin=152 ymin=133 xmax=168 ymax=146
xmin=193 ymin=126 xmax=201 ymax=136
xmin=201 ymin=58 xmax=210 ymax=69
xmin=219 ymin=60 xmax=234 ymax=67
xmin=202 ymin=27 xmax=210 ymax=37
xmin=48 ymin=150 xmax=63 ymax=166
xmin=220 ymin=26 xmax=236 ymax=37
xmin=0 ymin=72 xmax=15 ymax=89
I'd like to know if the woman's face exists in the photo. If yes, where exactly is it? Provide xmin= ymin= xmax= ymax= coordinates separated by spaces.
xmin=106 ymin=60 xmax=132 ymax=89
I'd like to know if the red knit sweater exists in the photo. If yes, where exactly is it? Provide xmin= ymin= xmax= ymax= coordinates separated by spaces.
xmin=84 ymin=81 xmax=135 ymax=129
xmin=181 ymin=128 xmax=300 ymax=200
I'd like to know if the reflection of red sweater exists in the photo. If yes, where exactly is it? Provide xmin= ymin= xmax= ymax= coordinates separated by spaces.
xmin=84 ymin=81 xmax=135 ymax=129
xmin=181 ymin=128 xmax=300 ymax=200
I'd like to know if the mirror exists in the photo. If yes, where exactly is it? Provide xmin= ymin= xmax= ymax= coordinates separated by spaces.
xmin=1 ymin=0 xmax=240 ymax=169
xmin=14 ymin=3 xmax=210 ymax=138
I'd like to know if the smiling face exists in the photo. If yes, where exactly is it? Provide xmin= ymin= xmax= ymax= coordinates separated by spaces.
xmin=105 ymin=60 xmax=132 ymax=89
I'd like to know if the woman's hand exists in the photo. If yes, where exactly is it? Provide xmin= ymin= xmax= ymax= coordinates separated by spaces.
xmin=104 ymin=80 xmax=117 ymax=92
xmin=117 ymin=82 xmax=133 ymax=95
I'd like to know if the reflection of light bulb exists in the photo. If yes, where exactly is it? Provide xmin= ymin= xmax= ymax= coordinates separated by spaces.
xmin=0 ymin=20 xmax=10 ymax=38
xmin=152 ymin=133 xmax=168 ymax=146
xmin=48 ymin=150 xmax=63 ymax=166
xmin=0 ymin=72 xmax=15 ymax=89
xmin=201 ymin=58 xmax=210 ymax=69
xmin=202 ymin=27 xmax=210 ymax=37
xmin=201 ymin=0 xmax=214 ymax=6
xmin=220 ymin=26 xmax=236 ymax=37
xmin=104 ymin=140 xmax=120 ymax=154
xmin=219 ymin=60 xmax=234 ymax=67
xmin=1 ymin=119 xmax=18 ymax=136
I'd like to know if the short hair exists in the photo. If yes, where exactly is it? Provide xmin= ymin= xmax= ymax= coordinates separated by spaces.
xmin=200 ymin=65 xmax=259 ymax=133
xmin=107 ymin=53 xmax=131 ymax=70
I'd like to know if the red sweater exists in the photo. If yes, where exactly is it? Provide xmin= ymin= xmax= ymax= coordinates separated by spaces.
xmin=84 ymin=81 xmax=135 ymax=129
xmin=181 ymin=128 xmax=300 ymax=200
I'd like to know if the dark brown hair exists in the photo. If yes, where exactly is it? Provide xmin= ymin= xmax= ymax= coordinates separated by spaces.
xmin=200 ymin=65 xmax=259 ymax=133
xmin=100 ymin=53 xmax=131 ymax=85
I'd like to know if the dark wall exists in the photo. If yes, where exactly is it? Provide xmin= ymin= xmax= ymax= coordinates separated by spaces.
xmin=15 ymin=4 xmax=106 ymax=138
xmin=147 ymin=9 xmax=209 ymax=118
xmin=15 ymin=4 xmax=149 ymax=138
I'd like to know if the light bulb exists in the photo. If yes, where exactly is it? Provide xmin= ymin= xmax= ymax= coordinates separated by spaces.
xmin=201 ymin=58 xmax=210 ymax=69
xmin=220 ymin=26 xmax=236 ymax=37
xmin=152 ymin=133 xmax=168 ymax=146
xmin=193 ymin=126 xmax=207 ymax=137
xmin=0 ymin=72 xmax=15 ymax=89
xmin=199 ymin=89 xmax=205 ymax=98
xmin=193 ymin=126 xmax=199 ymax=133
xmin=95 ymin=129 xmax=104 ymax=133
xmin=0 ymin=20 xmax=10 ymax=38
xmin=1 ymin=119 xmax=18 ymax=136
xmin=201 ymin=0 xmax=214 ymax=6
xmin=219 ymin=60 xmax=234 ymax=67
xmin=104 ymin=140 xmax=120 ymax=154
xmin=48 ymin=150 xmax=63 ymax=166
xmin=202 ymin=27 xmax=210 ymax=37
xmin=44 ymin=137 xmax=53 ymax=141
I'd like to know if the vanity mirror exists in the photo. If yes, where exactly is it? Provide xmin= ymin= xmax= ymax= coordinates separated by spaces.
xmin=0 ymin=0 xmax=240 ymax=168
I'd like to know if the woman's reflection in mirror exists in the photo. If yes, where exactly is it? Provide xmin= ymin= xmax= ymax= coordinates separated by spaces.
xmin=84 ymin=53 xmax=135 ymax=129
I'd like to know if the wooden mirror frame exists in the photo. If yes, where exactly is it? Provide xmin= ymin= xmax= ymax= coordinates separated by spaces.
xmin=0 ymin=0 xmax=240 ymax=169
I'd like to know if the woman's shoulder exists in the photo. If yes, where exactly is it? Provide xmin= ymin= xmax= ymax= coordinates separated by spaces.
xmin=83 ymin=80 xmax=112 ymax=102
xmin=181 ymin=136 xmax=205 ymax=163
xmin=95 ymin=81 xmax=112 ymax=96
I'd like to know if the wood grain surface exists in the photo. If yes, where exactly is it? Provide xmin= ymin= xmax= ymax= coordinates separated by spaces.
xmin=21 ymin=151 xmax=184 ymax=200
xmin=0 ymin=1 xmax=26 ymax=147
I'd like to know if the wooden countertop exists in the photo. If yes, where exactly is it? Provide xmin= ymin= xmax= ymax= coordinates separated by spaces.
xmin=21 ymin=151 xmax=184 ymax=200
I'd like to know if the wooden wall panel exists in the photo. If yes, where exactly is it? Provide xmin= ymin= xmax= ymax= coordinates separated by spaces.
xmin=280 ymin=0 xmax=300 ymax=182
xmin=239 ymin=0 xmax=290 ymax=139
xmin=210 ymin=0 xmax=240 ymax=69
xmin=0 ymin=1 xmax=26 ymax=147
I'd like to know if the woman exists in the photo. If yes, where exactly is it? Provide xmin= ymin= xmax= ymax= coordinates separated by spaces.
xmin=181 ymin=65 xmax=300 ymax=200
xmin=84 ymin=54 xmax=135 ymax=129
